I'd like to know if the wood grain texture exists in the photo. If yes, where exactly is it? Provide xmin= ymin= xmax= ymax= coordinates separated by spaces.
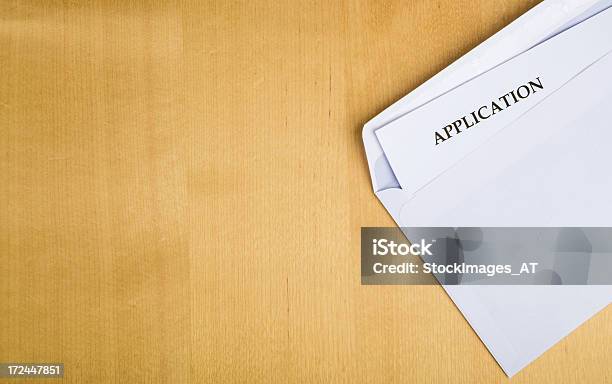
xmin=0 ymin=0 xmax=610 ymax=382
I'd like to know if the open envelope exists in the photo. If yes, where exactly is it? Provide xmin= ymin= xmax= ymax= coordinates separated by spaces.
xmin=362 ymin=0 xmax=612 ymax=377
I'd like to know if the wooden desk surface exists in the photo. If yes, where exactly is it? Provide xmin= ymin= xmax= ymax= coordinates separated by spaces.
xmin=1 ymin=0 xmax=610 ymax=382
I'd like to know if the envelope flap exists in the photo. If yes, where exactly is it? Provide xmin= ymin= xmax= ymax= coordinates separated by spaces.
xmin=363 ymin=0 xmax=612 ymax=193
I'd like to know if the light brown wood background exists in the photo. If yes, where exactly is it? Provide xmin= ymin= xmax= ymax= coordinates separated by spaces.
xmin=1 ymin=0 xmax=610 ymax=382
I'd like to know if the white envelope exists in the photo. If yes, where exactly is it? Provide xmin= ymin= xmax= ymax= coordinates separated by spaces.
xmin=362 ymin=0 xmax=612 ymax=377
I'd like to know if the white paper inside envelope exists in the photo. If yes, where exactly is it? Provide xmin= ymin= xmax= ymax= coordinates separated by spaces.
xmin=375 ymin=7 xmax=612 ymax=196
xmin=363 ymin=0 xmax=612 ymax=195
